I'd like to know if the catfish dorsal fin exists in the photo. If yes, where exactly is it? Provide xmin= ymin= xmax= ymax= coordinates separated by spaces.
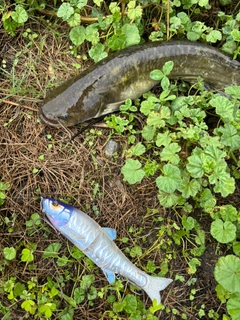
xmin=103 ymin=227 xmax=117 ymax=240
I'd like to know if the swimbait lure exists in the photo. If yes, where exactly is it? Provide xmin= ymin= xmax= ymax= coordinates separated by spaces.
xmin=41 ymin=197 xmax=173 ymax=303
xmin=39 ymin=41 xmax=240 ymax=127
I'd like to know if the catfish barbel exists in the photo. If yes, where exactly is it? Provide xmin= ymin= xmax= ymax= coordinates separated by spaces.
xmin=39 ymin=41 xmax=240 ymax=127
xmin=41 ymin=197 xmax=173 ymax=303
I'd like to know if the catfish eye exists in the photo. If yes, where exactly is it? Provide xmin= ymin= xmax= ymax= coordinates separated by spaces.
xmin=52 ymin=200 xmax=59 ymax=207
xmin=60 ymin=113 xmax=69 ymax=119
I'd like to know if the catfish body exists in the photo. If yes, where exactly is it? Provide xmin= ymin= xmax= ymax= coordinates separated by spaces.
xmin=39 ymin=41 xmax=240 ymax=127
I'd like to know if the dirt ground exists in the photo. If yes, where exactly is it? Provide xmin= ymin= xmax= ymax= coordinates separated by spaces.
xmin=0 ymin=6 xmax=238 ymax=319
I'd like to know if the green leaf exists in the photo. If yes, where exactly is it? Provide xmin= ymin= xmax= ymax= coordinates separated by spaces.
xmin=69 ymin=26 xmax=86 ymax=46
xmin=149 ymin=298 xmax=163 ymax=313
xmin=160 ymin=143 xmax=181 ymax=165
xmin=214 ymin=255 xmax=240 ymax=293
xmin=233 ymin=242 xmax=240 ymax=256
xmin=219 ymin=205 xmax=238 ymax=222
xmin=199 ymin=188 xmax=216 ymax=212
xmin=107 ymin=32 xmax=125 ymax=51
xmin=89 ymin=43 xmax=107 ymax=62
xmin=182 ymin=216 xmax=195 ymax=231
xmin=130 ymin=246 xmax=142 ymax=258
xmin=231 ymin=29 xmax=240 ymax=42
xmin=215 ymin=283 xmax=230 ymax=303
xmin=122 ymin=23 xmax=141 ymax=47
xmin=49 ymin=286 xmax=58 ymax=298
xmin=87 ymin=286 xmax=97 ymax=300
xmin=186 ymin=148 xmax=205 ymax=178
xmin=156 ymin=131 xmax=171 ymax=147
xmin=0 ymin=182 xmax=10 ymax=191
xmin=76 ymin=0 xmax=88 ymax=9
xmin=225 ymin=86 xmax=240 ymax=99
xmin=187 ymin=258 xmax=201 ymax=274
xmin=162 ymin=61 xmax=174 ymax=75
xmin=213 ymin=172 xmax=235 ymax=197
xmin=74 ymin=287 xmax=85 ymax=303
xmin=39 ymin=303 xmax=56 ymax=319
xmin=199 ymin=0 xmax=211 ymax=8
xmin=3 ymin=247 xmax=16 ymax=260
xmin=93 ymin=0 xmax=103 ymax=5
xmin=106 ymin=115 xmax=129 ymax=133
xmin=156 ymin=164 xmax=181 ymax=193
xmin=68 ymin=13 xmax=81 ymax=27
xmin=85 ymin=24 xmax=100 ymax=45
xmin=147 ymin=260 xmax=156 ymax=273
xmin=81 ymin=275 xmax=95 ymax=288
xmin=21 ymin=248 xmax=34 ymax=262
xmin=150 ymin=69 xmax=164 ymax=81
xmin=113 ymin=300 xmax=126 ymax=313
xmin=121 ymin=159 xmax=145 ymax=184
xmin=21 ymin=300 xmax=35 ymax=312
xmin=217 ymin=124 xmax=240 ymax=151
xmin=210 ymin=96 xmax=234 ymax=122
xmin=158 ymin=191 xmax=180 ymax=208
xmin=227 ymin=293 xmax=240 ymax=320
xmin=161 ymin=77 xmax=170 ymax=90
xmin=57 ymin=3 xmax=74 ymax=21
xmin=187 ymin=31 xmax=201 ymax=41
xmin=14 ymin=282 xmax=26 ymax=297
xmin=178 ymin=177 xmax=201 ymax=198
xmin=147 ymin=111 xmax=168 ymax=128
xmin=127 ymin=1 xmax=142 ymax=20
xmin=144 ymin=160 xmax=158 ymax=177
xmin=124 ymin=294 xmax=137 ymax=313
xmin=11 ymin=5 xmax=28 ymax=24
xmin=140 ymin=98 xmax=158 ymax=116
xmin=127 ymin=142 xmax=146 ymax=157
xmin=0 ymin=191 xmax=6 ymax=199
xmin=211 ymin=219 xmax=236 ymax=243
xmin=57 ymin=255 xmax=69 ymax=266
xmin=142 ymin=125 xmax=156 ymax=141
xmin=206 ymin=30 xmax=222 ymax=43
xmin=43 ymin=242 xmax=62 ymax=258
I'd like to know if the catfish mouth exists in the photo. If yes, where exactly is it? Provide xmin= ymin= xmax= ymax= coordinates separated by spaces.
xmin=39 ymin=108 xmax=60 ymax=127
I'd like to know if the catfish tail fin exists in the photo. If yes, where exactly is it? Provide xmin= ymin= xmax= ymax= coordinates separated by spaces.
xmin=142 ymin=276 xmax=172 ymax=304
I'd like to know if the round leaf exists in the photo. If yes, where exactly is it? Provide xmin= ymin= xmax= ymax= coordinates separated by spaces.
xmin=227 ymin=293 xmax=240 ymax=320
xmin=70 ymin=26 xmax=86 ymax=46
xmin=3 ymin=247 xmax=16 ymax=260
xmin=121 ymin=159 xmax=145 ymax=184
xmin=214 ymin=255 xmax=240 ymax=293
xmin=211 ymin=219 xmax=236 ymax=243
xmin=11 ymin=6 xmax=28 ymax=24
xmin=57 ymin=3 xmax=74 ymax=21
xmin=156 ymin=164 xmax=181 ymax=193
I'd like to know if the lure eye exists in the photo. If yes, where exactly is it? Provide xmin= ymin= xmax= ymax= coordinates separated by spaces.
xmin=52 ymin=200 xmax=59 ymax=207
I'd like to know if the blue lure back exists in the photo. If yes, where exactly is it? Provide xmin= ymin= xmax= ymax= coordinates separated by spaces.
xmin=41 ymin=197 xmax=172 ymax=304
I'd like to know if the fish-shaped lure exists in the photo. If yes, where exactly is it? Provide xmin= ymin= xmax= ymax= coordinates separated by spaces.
xmin=41 ymin=197 xmax=172 ymax=303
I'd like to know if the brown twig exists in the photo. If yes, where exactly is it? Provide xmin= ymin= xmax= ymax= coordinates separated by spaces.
xmin=1 ymin=99 xmax=38 ymax=112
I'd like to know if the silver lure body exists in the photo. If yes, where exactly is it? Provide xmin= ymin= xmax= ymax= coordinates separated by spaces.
xmin=41 ymin=197 xmax=172 ymax=303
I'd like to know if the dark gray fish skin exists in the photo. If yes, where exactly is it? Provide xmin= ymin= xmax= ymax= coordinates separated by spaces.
xmin=39 ymin=41 xmax=240 ymax=127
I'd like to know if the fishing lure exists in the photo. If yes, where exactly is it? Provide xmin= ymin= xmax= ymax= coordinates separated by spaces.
xmin=41 ymin=197 xmax=172 ymax=304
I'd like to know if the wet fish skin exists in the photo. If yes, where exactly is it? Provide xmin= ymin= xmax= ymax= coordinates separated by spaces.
xmin=39 ymin=41 xmax=240 ymax=127
xmin=41 ymin=197 xmax=173 ymax=304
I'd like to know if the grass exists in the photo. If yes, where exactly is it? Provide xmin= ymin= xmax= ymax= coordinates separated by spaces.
xmin=0 ymin=0 xmax=240 ymax=319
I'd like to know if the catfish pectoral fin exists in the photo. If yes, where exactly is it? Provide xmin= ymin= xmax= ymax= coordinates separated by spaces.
xmin=98 ymin=100 xmax=126 ymax=117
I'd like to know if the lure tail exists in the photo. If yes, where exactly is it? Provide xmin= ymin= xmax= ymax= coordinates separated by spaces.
xmin=142 ymin=276 xmax=173 ymax=304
